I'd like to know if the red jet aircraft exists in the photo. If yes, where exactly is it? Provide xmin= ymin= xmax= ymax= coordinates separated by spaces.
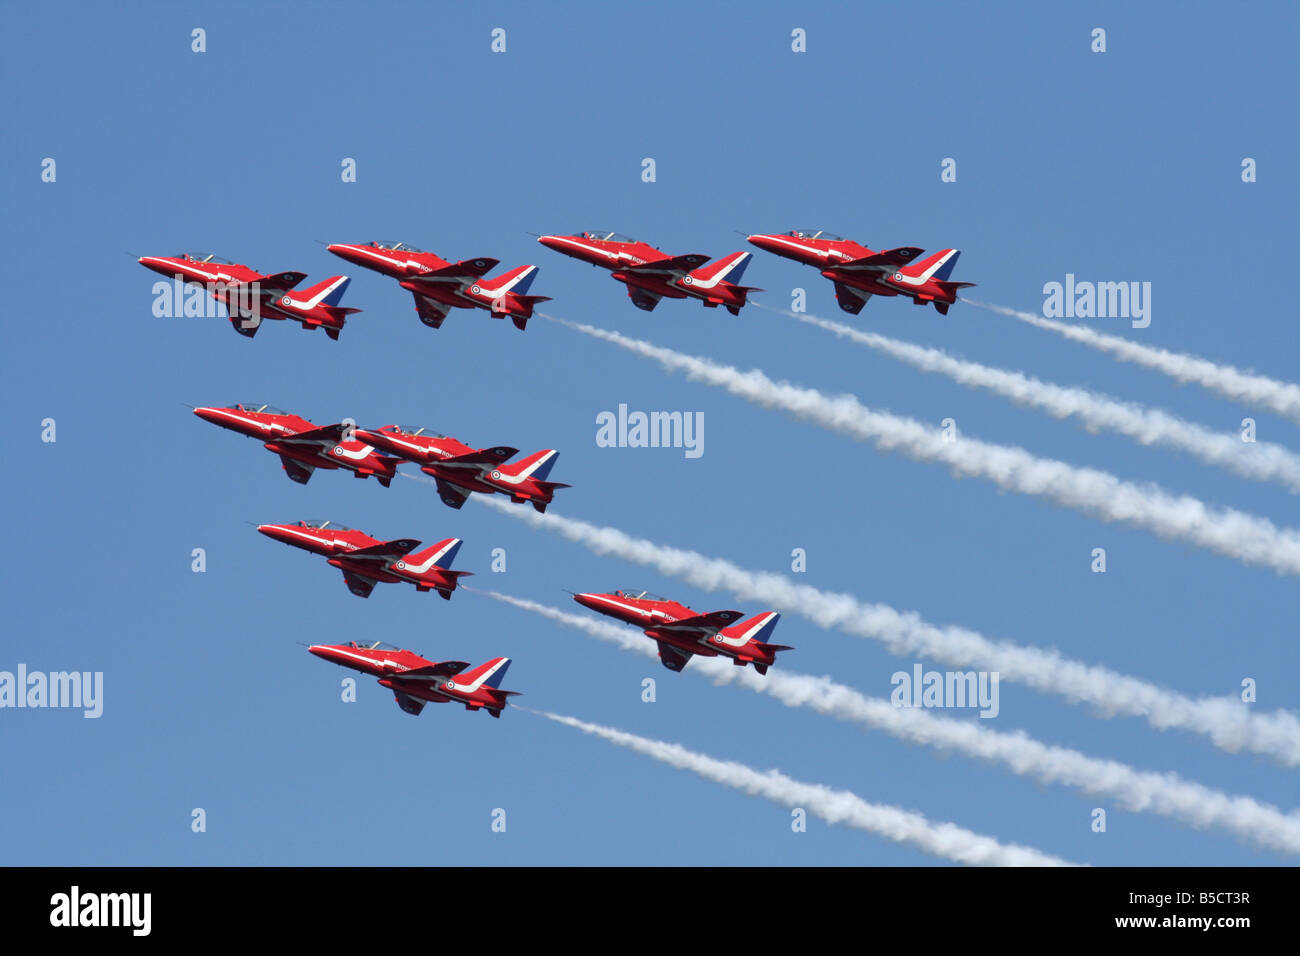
xmin=258 ymin=520 xmax=470 ymax=599
xmin=307 ymin=640 xmax=519 ymax=718
xmin=747 ymin=229 xmax=975 ymax=315
xmin=326 ymin=241 xmax=550 ymax=331
xmin=139 ymin=253 xmax=361 ymax=339
xmin=537 ymin=231 xmax=761 ymax=315
xmin=572 ymin=588 xmax=792 ymax=674
xmin=193 ymin=403 xmax=401 ymax=487
xmin=352 ymin=424 xmax=569 ymax=512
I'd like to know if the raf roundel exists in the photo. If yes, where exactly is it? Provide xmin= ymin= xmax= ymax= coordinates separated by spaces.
xmin=471 ymin=285 xmax=481 ymax=295
xmin=491 ymin=470 xmax=501 ymax=479
xmin=333 ymin=446 xmax=344 ymax=455
xmin=396 ymin=561 xmax=406 ymax=570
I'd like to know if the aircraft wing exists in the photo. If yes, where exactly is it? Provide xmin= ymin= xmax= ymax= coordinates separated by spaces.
xmin=341 ymin=569 xmax=378 ymax=599
xmin=280 ymin=423 xmax=348 ymax=445
xmin=393 ymin=661 xmax=471 ymax=680
xmin=655 ymin=641 xmax=693 ymax=672
xmin=278 ymin=456 xmax=315 ymax=485
xmin=339 ymin=538 xmax=422 ymax=564
xmin=654 ymin=610 xmax=744 ymax=634
xmin=227 ymin=312 xmax=262 ymax=338
xmin=411 ymin=293 xmax=451 ymax=329
xmin=833 ymin=282 xmax=871 ymax=315
xmin=626 ymin=286 xmax=663 ymax=312
xmin=390 ymin=687 xmax=427 ymax=716
xmin=257 ymin=270 xmax=309 ymax=292
xmin=434 ymin=477 xmax=472 ymax=510
xmin=623 ymin=253 xmax=710 ymax=277
xmin=442 ymin=446 xmax=519 ymax=466
xmin=834 ymin=247 xmax=925 ymax=271
xmin=406 ymin=258 xmax=500 ymax=284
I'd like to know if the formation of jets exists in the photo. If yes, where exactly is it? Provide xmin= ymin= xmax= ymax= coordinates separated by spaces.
xmin=192 ymin=404 xmax=569 ymax=510
xmin=162 ymin=225 xmax=970 ymax=719
xmin=572 ymin=589 xmax=793 ymax=675
xmin=307 ymin=641 xmax=519 ymax=718
xmin=192 ymin=403 xmax=401 ymax=487
xmin=141 ymin=229 xmax=973 ymax=340
xmin=354 ymin=425 xmax=569 ymax=513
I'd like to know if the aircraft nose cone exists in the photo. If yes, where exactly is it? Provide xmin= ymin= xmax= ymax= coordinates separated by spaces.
xmin=572 ymin=592 xmax=603 ymax=612
xmin=326 ymin=244 xmax=361 ymax=265
xmin=537 ymin=235 xmax=561 ymax=251
xmin=256 ymin=524 xmax=290 ymax=543
xmin=192 ymin=406 xmax=221 ymax=425
xmin=307 ymin=645 xmax=332 ymax=661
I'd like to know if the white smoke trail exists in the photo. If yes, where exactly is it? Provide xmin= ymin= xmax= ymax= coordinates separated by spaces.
xmin=765 ymin=304 xmax=1300 ymax=493
xmin=456 ymin=492 xmax=1300 ymax=768
xmin=541 ymin=315 xmax=1300 ymax=578
xmin=968 ymin=300 xmax=1300 ymax=426
xmin=494 ymin=592 xmax=1300 ymax=855
xmin=532 ymin=709 xmax=1078 ymax=866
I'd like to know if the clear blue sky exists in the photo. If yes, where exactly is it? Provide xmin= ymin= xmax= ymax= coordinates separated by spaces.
xmin=2 ymin=1 xmax=1296 ymax=865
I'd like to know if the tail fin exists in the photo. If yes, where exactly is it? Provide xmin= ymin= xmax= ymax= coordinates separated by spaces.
xmin=719 ymin=611 xmax=781 ymax=645
xmin=458 ymin=656 xmax=512 ymax=691
xmin=407 ymin=537 xmax=462 ymax=569
xmin=900 ymin=249 xmax=960 ymax=282
xmin=498 ymin=449 xmax=560 ymax=481
xmin=689 ymin=251 xmax=753 ymax=286
xmin=479 ymin=264 xmax=540 ymax=296
xmin=290 ymin=275 xmax=353 ymax=308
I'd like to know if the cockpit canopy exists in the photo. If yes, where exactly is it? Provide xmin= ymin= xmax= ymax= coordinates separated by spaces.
xmin=371 ymin=241 xmax=427 ymax=253
xmin=349 ymin=640 xmax=401 ymax=651
xmin=614 ymin=588 xmax=666 ymax=602
xmin=580 ymin=231 xmax=636 ymax=243
xmin=300 ymin=520 xmax=352 ymax=531
xmin=788 ymin=229 xmax=844 ymax=241
xmin=228 ymin=402 xmax=287 ymax=415
xmin=178 ymin=253 xmax=235 ymax=264
xmin=393 ymin=424 xmax=446 ymax=438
